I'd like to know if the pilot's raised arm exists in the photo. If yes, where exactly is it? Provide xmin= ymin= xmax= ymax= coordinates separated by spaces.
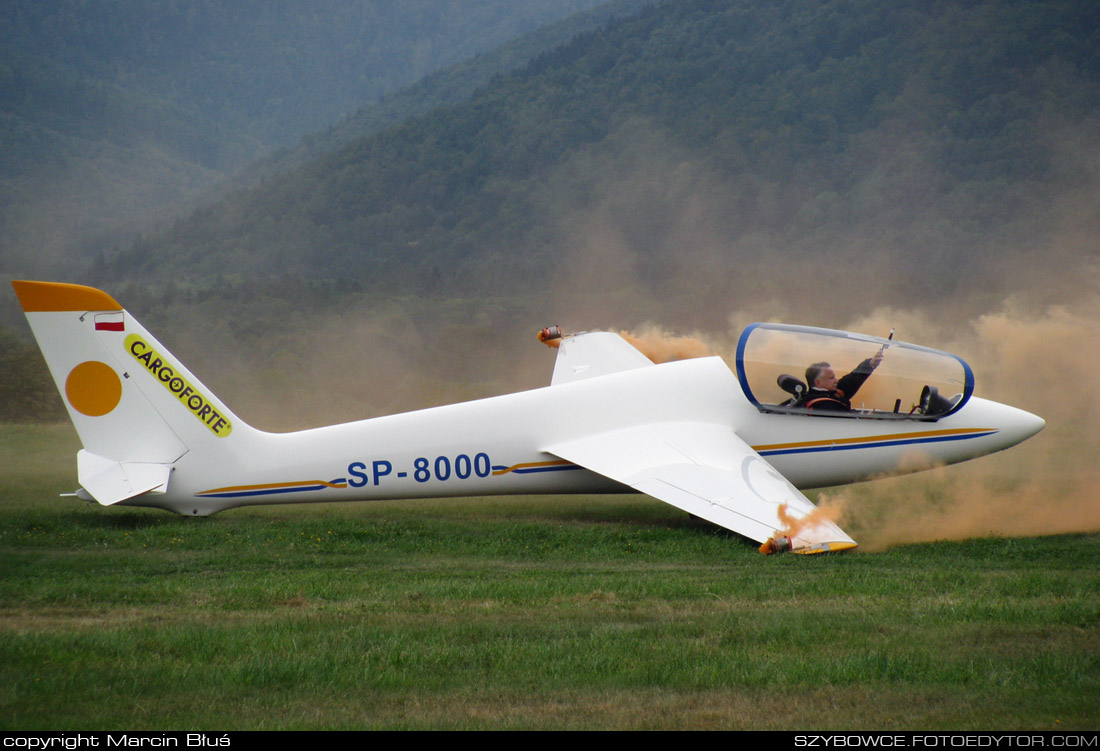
xmin=801 ymin=351 xmax=883 ymax=412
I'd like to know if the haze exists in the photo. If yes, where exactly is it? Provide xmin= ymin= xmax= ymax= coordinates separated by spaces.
xmin=2 ymin=1 xmax=1096 ymax=550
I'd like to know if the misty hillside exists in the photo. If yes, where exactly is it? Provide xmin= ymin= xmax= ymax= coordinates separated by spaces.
xmin=109 ymin=0 xmax=1099 ymax=316
xmin=0 ymin=0 xmax=616 ymax=275
xmin=2 ymin=0 xmax=614 ymax=151
xmin=236 ymin=0 xmax=653 ymax=185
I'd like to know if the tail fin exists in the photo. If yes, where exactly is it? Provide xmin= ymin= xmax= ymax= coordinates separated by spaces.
xmin=12 ymin=281 xmax=254 ymax=506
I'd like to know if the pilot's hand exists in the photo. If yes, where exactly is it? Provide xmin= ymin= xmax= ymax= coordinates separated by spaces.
xmin=870 ymin=351 xmax=884 ymax=368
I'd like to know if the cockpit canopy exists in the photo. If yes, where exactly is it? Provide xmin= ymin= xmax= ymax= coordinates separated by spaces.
xmin=735 ymin=323 xmax=973 ymax=420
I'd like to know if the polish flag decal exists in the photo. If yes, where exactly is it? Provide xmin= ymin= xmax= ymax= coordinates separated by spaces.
xmin=94 ymin=312 xmax=125 ymax=332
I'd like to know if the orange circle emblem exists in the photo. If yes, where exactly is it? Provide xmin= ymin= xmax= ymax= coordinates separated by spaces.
xmin=65 ymin=361 xmax=123 ymax=417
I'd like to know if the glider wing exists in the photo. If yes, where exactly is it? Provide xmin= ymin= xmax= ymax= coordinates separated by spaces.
xmin=546 ymin=422 xmax=856 ymax=553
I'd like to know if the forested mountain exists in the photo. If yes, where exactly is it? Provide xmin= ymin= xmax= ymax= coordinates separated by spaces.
xmin=218 ymin=0 xmax=654 ymax=190
xmin=112 ymin=0 xmax=1099 ymax=317
xmin=5 ymin=0 xmax=1099 ymax=429
xmin=2 ymin=0 xmax=613 ymax=151
xmin=0 ymin=0 xmax=616 ymax=276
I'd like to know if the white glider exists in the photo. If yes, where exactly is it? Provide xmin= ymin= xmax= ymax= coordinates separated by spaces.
xmin=12 ymin=281 xmax=1044 ymax=554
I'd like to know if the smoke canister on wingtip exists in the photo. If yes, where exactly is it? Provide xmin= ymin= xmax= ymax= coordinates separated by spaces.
xmin=538 ymin=325 xmax=562 ymax=345
xmin=759 ymin=536 xmax=792 ymax=555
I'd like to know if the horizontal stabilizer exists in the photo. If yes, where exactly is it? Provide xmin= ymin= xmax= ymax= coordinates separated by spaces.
xmin=546 ymin=422 xmax=855 ymax=552
xmin=77 ymin=450 xmax=172 ymax=506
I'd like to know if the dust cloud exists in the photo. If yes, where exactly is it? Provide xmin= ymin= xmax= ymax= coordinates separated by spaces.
xmin=146 ymin=296 xmax=540 ymax=433
xmin=818 ymin=296 xmax=1100 ymax=550
xmin=627 ymin=290 xmax=1100 ymax=550
xmin=553 ymin=291 xmax=1100 ymax=550
xmin=523 ymin=117 xmax=1100 ymax=550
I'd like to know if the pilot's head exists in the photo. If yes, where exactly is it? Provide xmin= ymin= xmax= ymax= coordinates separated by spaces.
xmin=806 ymin=361 xmax=837 ymax=391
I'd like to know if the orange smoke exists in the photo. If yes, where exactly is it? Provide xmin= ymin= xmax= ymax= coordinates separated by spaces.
xmin=759 ymin=501 xmax=845 ymax=554
xmin=620 ymin=326 xmax=712 ymax=363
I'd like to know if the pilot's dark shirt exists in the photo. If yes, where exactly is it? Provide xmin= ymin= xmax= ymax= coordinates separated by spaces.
xmin=801 ymin=359 xmax=878 ymax=411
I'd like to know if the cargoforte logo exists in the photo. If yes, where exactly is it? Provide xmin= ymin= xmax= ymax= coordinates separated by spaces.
xmin=125 ymin=334 xmax=233 ymax=436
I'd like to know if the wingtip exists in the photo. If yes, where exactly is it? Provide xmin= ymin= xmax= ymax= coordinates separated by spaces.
xmin=791 ymin=541 xmax=859 ymax=555
xmin=759 ymin=537 xmax=858 ymax=555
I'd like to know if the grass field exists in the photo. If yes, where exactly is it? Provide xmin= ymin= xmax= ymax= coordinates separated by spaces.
xmin=1 ymin=424 xmax=1097 ymax=730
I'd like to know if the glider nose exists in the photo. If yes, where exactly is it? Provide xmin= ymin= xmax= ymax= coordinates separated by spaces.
xmin=995 ymin=403 xmax=1045 ymax=448
xmin=1024 ymin=410 xmax=1045 ymax=436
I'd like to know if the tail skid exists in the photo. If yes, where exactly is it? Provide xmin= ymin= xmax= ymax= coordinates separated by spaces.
xmin=12 ymin=281 xmax=257 ymax=509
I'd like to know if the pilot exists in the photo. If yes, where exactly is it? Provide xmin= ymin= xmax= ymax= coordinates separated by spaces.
xmin=801 ymin=351 xmax=884 ymax=411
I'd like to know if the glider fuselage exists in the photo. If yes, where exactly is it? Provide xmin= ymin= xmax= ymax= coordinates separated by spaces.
xmin=160 ymin=356 xmax=1039 ymax=516
xmin=13 ymin=280 xmax=1044 ymax=552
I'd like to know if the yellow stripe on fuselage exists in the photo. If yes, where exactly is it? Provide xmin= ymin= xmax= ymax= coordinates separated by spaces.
xmin=753 ymin=427 xmax=996 ymax=455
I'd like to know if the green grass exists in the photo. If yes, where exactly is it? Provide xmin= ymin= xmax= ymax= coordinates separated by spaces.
xmin=1 ymin=424 xmax=1097 ymax=730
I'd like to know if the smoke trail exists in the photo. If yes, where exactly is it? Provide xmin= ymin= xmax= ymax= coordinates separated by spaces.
xmin=619 ymin=326 xmax=712 ymax=363
xmin=758 ymin=501 xmax=846 ymax=553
